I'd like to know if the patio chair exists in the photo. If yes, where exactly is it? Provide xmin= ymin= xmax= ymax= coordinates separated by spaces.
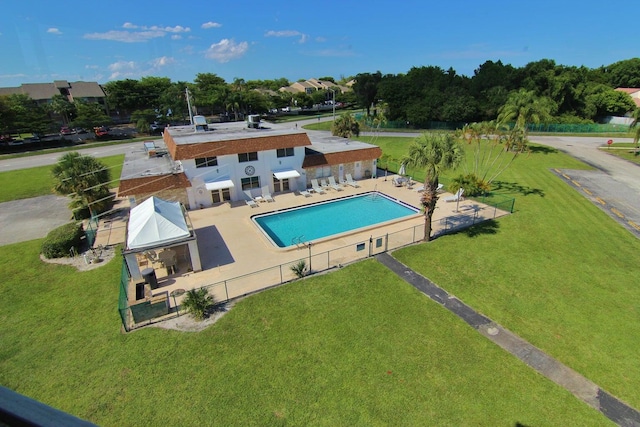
xmin=244 ymin=190 xmax=259 ymax=208
xmin=299 ymin=189 xmax=312 ymax=197
xmin=443 ymin=188 xmax=464 ymax=202
xmin=261 ymin=187 xmax=275 ymax=202
xmin=345 ymin=173 xmax=360 ymax=188
xmin=320 ymin=178 xmax=330 ymax=190
xmin=392 ymin=176 xmax=405 ymax=187
xmin=328 ymin=176 xmax=343 ymax=191
xmin=311 ymin=179 xmax=325 ymax=194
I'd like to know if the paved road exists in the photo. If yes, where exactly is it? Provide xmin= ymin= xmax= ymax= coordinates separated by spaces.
xmin=527 ymin=135 xmax=640 ymax=237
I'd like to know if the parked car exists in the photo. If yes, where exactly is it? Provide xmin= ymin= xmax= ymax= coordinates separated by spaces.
xmin=150 ymin=122 xmax=166 ymax=134
xmin=60 ymin=126 xmax=75 ymax=135
xmin=93 ymin=126 xmax=109 ymax=138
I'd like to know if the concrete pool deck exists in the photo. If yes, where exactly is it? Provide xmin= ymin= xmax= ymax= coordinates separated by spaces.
xmin=95 ymin=176 xmax=510 ymax=306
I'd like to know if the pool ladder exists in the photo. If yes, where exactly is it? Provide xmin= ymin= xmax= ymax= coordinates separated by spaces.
xmin=291 ymin=235 xmax=306 ymax=248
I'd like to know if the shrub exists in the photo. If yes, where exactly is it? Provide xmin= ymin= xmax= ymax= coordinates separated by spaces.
xmin=41 ymin=222 xmax=84 ymax=259
xmin=181 ymin=288 xmax=215 ymax=321
xmin=290 ymin=260 xmax=307 ymax=278
xmin=449 ymin=173 xmax=490 ymax=197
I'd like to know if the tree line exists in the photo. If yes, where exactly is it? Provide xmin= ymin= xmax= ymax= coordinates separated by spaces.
xmin=2 ymin=58 xmax=639 ymax=138
xmin=351 ymin=58 xmax=640 ymax=127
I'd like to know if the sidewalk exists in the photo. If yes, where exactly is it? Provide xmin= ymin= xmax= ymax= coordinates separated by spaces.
xmin=376 ymin=252 xmax=640 ymax=427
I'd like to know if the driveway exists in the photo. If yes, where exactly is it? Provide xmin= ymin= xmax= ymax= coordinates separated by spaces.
xmin=0 ymin=195 xmax=71 ymax=246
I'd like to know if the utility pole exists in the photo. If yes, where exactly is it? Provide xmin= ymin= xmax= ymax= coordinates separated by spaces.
xmin=185 ymin=87 xmax=194 ymax=125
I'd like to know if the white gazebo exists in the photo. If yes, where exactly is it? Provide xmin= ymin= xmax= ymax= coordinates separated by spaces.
xmin=123 ymin=196 xmax=202 ymax=281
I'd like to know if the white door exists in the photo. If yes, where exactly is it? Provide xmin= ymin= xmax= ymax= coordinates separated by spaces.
xmin=354 ymin=162 xmax=362 ymax=179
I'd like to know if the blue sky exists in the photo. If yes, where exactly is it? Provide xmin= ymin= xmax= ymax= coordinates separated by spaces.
xmin=1 ymin=0 xmax=636 ymax=87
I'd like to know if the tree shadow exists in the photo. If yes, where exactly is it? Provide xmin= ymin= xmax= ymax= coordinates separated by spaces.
xmin=528 ymin=144 xmax=558 ymax=155
xmin=491 ymin=181 xmax=545 ymax=197
xmin=461 ymin=219 xmax=500 ymax=237
xmin=434 ymin=217 xmax=500 ymax=239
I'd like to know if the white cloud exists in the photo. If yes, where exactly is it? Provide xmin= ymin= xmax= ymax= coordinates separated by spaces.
xmin=171 ymin=35 xmax=182 ymax=40
xmin=85 ymin=65 xmax=99 ymax=69
xmin=0 ymin=73 xmax=27 ymax=79
xmin=265 ymin=30 xmax=308 ymax=44
xmin=152 ymin=56 xmax=175 ymax=67
xmin=85 ymin=23 xmax=190 ymax=43
xmin=84 ymin=30 xmax=165 ymax=43
xmin=205 ymin=39 xmax=248 ymax=62
xmin=202 ymin=21 xmax=222 ymax=29
xmin=108 ymin=60 xmax=138 ymax=79
xmin=47 ymin=28 xmax=62 ymax=35
xmin=107 ymin=56 xmax=176 ymax=79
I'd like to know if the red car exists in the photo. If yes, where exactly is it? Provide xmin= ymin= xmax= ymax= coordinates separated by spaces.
xmin=93 ymin=126 xmax=109 ymax=138
xmin=60 ymin=126 xmax=75 ymax=135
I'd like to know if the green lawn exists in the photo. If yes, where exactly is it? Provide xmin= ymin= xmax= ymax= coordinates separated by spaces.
xmin=0 ymin=154 xmax=124 ymax=203
xmin=0 ymin=243 xmax=610 ymax=426
xmin=392 ymin=141 xmax=640 ymax=410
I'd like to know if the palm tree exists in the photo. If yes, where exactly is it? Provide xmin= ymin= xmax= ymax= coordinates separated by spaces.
xmin=51 ymin=152 xmax=112 ymax=218
xmin=331 ymin=113 xmax=360 ymax=138
xmin=497 ymin=89 xmax=555 ymax=132
xmin=181 ymin=288 xmax=214 ymax=320
xmin=403 ymin=133 xmax=464 ymax=241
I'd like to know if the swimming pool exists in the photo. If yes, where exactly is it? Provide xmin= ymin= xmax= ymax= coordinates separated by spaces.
xmin=253 ymin=192 xmax=419 ymax=248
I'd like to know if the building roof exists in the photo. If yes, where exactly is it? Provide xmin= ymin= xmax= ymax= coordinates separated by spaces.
xmin=302 ymin=133 xmax=382 ymax=167
xmin=615 ymin=87 xmax=640 ymax=95
xmin=126 ymin=196 xmax=191 ymax=250
xmin=0 ymin=81 xmax=105 ymax=101
xmin=117 ymin=140 xmax=189 ymax=197
xmin=163 ymin=121 xmax=312 ymax=160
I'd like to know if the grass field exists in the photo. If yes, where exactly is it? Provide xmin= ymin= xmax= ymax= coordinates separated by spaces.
xmin=392 ymin=141 xmax=640 ymax=410
xmin=1 ymin=132 xmax=638 ymax=425
xmin=0 ymin=154 xmax=124 ymax=203
xmin=0 ymin=243 xmax=611 ymax=426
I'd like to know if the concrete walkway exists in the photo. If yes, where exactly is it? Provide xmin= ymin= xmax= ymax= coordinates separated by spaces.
xmin=376 ymin=252 xmax=640 ymax=427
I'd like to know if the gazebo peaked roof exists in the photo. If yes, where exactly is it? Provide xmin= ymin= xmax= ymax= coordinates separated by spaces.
xmin=126 ymin=197 xmax=190 ymax=250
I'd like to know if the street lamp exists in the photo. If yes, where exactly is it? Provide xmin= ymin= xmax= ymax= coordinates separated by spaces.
xmin=329 ymin=89 xmax=336 ymax=122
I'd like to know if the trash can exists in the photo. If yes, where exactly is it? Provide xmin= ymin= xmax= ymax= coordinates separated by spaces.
xmin=141 ymin=267 xmax=158 ymax=290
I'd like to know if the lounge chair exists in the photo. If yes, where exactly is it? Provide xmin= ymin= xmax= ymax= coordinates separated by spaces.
xmin=414 ymin=183 xmax=443 ymax=193
xmin=261 ymin=186 xmax=275 ymax=202
xmin=244 ymin=190 xmax=259 ymax=208
xmin=311 ymin=179 xmax=325 ymax=194
xmin=328 ymin=176 xmax=343 ymax=191
xmin=392 ymin=176 xmax=406 ymax=187
xmin=443 ymin=188 xmax=464 ymax=202
xmin=320 ymin=178 xmax=330 ymax=189
xmin=299 ymin=189 xmax=312 ymax=197
xmin=345 ymin=173 xmax=360 ymax=188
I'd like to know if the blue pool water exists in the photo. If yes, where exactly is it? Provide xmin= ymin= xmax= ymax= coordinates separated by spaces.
xmin=253 ymin=192 xmax=419 ymax=247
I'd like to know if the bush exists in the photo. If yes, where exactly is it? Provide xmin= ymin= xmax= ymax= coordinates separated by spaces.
xmin=290 ymin=260 xmax=307 ymax=278
xmin=449 ymin=173 xmax=490 ymax=197
xmin=181 ymin=288 xmax=215 ymax=321
xmin=41 ymin=222 xmax=84 ymax=259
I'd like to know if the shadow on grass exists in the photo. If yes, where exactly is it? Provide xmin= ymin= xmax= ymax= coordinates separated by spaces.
xmin=529 ymin=144 xmax=558 ymax=155
xmin=491 ymin=181 xmax=545 ymax=197
xmin=438 ymin=219 xmax=500 ymax=239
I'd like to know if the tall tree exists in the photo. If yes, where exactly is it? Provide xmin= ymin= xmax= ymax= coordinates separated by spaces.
xmin=331 ymin=113 xmax=360 ymax=138
xmin=51 ymin=152 xmax=112 ymax=218
xmin=497 ymin=89 xmax=555 ymax=131
xmin=72 ymin=100 xmax=111 ymax=129
xmin=352 ymin=71 xmax=382 ymax=115
xmin=402 ymin=133 xmax=464 ymax=241
xmin=48 ymin=94 xmax=76 ymax=125
xmin=630 ymin=108 xmax=640 ymax=147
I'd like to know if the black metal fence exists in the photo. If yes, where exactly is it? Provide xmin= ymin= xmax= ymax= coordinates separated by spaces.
xmin=117 ymin=198 xmax=514 ymax=332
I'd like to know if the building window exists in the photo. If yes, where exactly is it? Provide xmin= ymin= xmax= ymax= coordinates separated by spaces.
xmin=241 ymin=176 xmax=260 ymax=190
xmin=276 ymin=147 xmax=294 ymax=158
xmin=195 ymin=157 xmax=218 ymax=168
xmin=238 ymin=152 xmax=258 ymax=162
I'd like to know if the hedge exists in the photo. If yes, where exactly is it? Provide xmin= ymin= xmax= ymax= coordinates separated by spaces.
xmin=41 ymin=222 xmax=85 ymax=259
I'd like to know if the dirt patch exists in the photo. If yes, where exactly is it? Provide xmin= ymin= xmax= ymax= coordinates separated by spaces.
xmin=150 ymin=300 xmax=238 ymax=332
xmin=40 ymin=246 xmax=117 ymax=271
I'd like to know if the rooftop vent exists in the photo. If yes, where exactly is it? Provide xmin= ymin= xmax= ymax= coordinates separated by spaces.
xmin=247 ymin=114 xmax=260 ymax=129
xmin=193 ymin=115 xmax=209 ymax=132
